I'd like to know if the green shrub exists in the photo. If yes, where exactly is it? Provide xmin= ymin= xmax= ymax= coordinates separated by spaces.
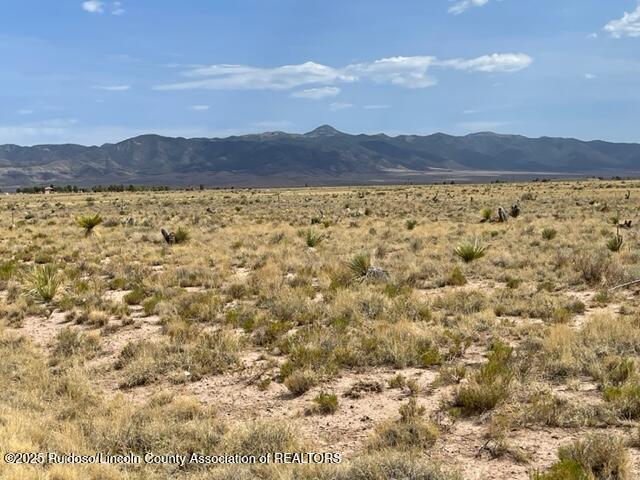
xmin=444 ymin=266 xmax=467 ymax=286
xmin=308 ymin=392 xmax=339 ymax=415
xmin=284 ymin=369 xmax=317 ymax=396
xmin=452 ymin=341 xmax=513 ymax=415
xmin=538 ymin=434 xmax=630 ymax=480
xmin=370 ymin=398 xmax=439 ymax=450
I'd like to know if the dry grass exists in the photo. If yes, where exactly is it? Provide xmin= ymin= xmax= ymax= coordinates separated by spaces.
xmin=1 ymin=180 xmax=640 ymax=479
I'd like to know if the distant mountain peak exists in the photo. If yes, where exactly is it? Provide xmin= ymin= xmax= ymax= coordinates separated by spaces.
xmin=305 ymin=125 xmax=343 ymax=137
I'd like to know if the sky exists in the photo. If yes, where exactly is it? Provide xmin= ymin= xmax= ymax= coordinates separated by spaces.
xmin=1 ymin=0 xmax=640 ymax=145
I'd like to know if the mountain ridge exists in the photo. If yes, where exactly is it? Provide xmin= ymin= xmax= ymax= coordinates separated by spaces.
xmin=0 ymin=127 xmax=638 ymax=189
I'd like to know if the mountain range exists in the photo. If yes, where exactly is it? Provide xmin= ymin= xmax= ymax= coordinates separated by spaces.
xmin=1 ymin=125 xmax=638 ymax=189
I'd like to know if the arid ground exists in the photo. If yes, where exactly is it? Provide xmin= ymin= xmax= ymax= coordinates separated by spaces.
xmin=2 ymin=180 xmax=640 ymax=480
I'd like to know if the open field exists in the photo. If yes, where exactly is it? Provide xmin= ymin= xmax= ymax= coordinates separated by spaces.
xmin=2 ymin=179 xmax=640 ymax=479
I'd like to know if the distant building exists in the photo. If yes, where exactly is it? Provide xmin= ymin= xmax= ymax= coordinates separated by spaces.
xmin=44 ymin=186 xmax=54 ymax=194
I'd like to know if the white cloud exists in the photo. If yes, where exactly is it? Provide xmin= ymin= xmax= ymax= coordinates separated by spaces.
xmin=112 ymin=1 xmax=125 ymax=15
xmin=448 ymin=0 xmax=489 ymax=15
xmin=346 ymin=56 xmax=437 ymax=88
xmin=190 ymin=105 xmax=210 ymax=111
xmin=17 ymin=109 xmax=34 ymax=115
xmin=329 ymin=102 xmax=354 ymax=111
xmin=82 ymin=1 xmax=104 ymax=13
xmin=584 ymin=73 xmax=596 ymax=80
xmin=364 ymin=104 xmax=390 ymax=110
xmin=157 ymin=62 xmax=354 ymax=91
xmin=93 ymin=85 xmax=131 ymax=91
xmin=604 ymin=5 xmax=640 ymax=38
xmin=439 ymin=53 xmax=532 ymax=73
xmin=291 ymin=86 xmax=341 ymax=100
xmin=155 ymin=53 xmax=532 ymax=92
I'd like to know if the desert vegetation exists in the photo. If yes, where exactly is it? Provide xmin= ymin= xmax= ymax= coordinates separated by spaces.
xmin=2 ymin=179 xmax=640 ymax=479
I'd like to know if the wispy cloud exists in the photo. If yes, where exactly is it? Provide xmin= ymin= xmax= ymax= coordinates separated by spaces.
xmin=346 ymin=56 xmax=437 ymax=88
xmin=438 ymin=53 xmax=532 ymax=73
xmin=329 ymin=102 xmax=354 ymax=111
xmin=155 ymin=53 xmax=532 ymax=92
xmin=157 ymin=62 xmax=354 ymax=91
xmin=190 ymin=105 xmax=210 ymax=111
xmin=291 ymin=86 xmax=341 ymax=100
xmin=604 ymin=4 xmax=640 ymax=38
xmin=82 ymin=0 xmax=104 ymax=13
xmin=82 ymin=1 xmax=125 ymax=15
xmin=93 ymin=85 xmax=131 ymax=91
xmin=448 ymin=0 xmax=489 ymax=15
xmin=363 ymin=104 xmax=390 ymax=110
xmin=584 ymin=73 xmax=596 ymax=80
xmin=112 ymin=1 xmax=125 ymax=15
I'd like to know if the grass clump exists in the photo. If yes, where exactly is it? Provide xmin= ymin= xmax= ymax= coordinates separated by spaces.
xmin=76 ymin=213 xmax=103 ymax=236
xmin=332 ymin=453 xmax=460 ymax=480
xmin=535 ymin=434 xmax=630 ymax=480
xmin=454 ymin=238 xmax=487 ymax=263
xmin=307 ymin=391 xmax=339 ymax=415
xmin=369 ymin=398 xmax=439 ymax=451
xmin=444 ymin=266 xmax=467 ymax=286
xmin=452 ymin=340 xmax=513 ymax=415
xmin=284 ymin=369 xmax=317 ymax=396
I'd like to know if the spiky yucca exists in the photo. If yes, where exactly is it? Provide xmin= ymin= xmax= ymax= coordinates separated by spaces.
xmin=174 ymin=227 xmax=190 ymax=244
xmin=405 ymin=219 xmax=418 ymax=230
xmin=301 ymin=229 xmax=325 ymax=247
xmin=454 ymin=238 xmax=487 ymax=263
xmin=542 ymin=228 xmax=558 ymax=241
xmin=607 ymin=234 xmax=623 ymax=252
xmin=347 ymin=253 xmax=371 ymax=279
xmin=480 ymin=208 xmax=493 ymax=222
xmin=76 ymin=214 xmax=103 ymax=236
xmin=27 ymin=264 xmax=61 ymax=302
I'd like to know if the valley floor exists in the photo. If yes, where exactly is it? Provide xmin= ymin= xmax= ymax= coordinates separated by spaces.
xmin=1 ymin=179 xmax=640 ymax=479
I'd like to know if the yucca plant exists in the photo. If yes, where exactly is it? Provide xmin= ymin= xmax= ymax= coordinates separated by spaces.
xmin=76 ymin=214 xmax=102 ymax=236
xmin=541 ymin=228 xmax=557 ymax=241
xmin=454 ymin=238 xmax=487 ymax=263
xmin=480 ymin=208 xmax=493 ymax=223
xmin=26 ymin=264 xmax=62 ymax=302
xmin=301 ymin=229 xmax=325 ymax=247
xmin=347 ymin=253 xmax=371 ymax=279
xmin=607 ymin=233 xmax=623 ymax=252
xmin=405 ymin=219 xmax=418 ymax=230
xmin=174 ymin=227 xmax=190 ymax=244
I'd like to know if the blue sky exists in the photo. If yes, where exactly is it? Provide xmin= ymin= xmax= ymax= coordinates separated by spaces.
xmin=1 ymin=0 xmax=640 ymax=145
